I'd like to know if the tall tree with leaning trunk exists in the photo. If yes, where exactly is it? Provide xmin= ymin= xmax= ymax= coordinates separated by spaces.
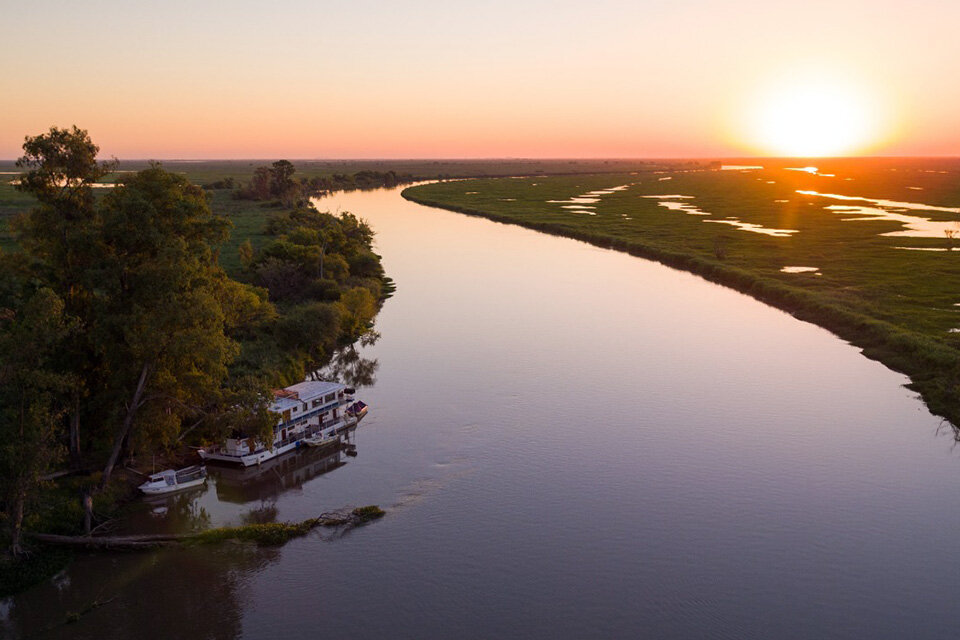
xmin=88 ymin=164 xmax=242 ymax=486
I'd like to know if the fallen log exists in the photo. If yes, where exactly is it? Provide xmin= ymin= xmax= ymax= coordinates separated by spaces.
xmin=27 ymin=532 xmax=193 ymax=549
xmin=26 ymin=505 xmax=385 ymax=551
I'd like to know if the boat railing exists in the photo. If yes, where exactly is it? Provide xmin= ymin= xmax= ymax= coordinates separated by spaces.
xmin=276 ymin=399 xmax=348 ymax=431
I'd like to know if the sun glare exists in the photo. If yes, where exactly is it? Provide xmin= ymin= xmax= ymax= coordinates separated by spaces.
xmin=745 ymin=77 xmax=882 ymax=157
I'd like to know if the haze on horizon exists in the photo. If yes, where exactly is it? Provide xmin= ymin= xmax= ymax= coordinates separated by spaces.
xmin=3 ymin=0 xmax=959 ymax=160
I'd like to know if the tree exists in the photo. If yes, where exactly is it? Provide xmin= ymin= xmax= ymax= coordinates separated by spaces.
xmin=0 ymin=289 xmax=73 ymax=555
xmin=14 ymin=126 xmax=116 ymax=466
xmin=336 ymin=287 xmax=377 ymax=340
xmin=14 ymin=126 xmax=116 ymax=299
xmin=15 ymin=125 xmax=115 ymax=210
xmin=270 ymin=160 xmax=296 ymax=196
xmin=8 ymin=128 xmax=289 ymax=518
xmin=87 ymin=164 xmax=248 ymax=485
xmin=238 ymin=239 xmax=255 ymax=270
xmin=249 ymin=166 xmax=272 ymax=200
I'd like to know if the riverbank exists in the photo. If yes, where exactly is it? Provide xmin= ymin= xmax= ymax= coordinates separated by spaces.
xmin=402 ymin=164 xmax=960 ymax=429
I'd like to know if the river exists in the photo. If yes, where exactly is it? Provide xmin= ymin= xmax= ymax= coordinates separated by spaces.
xmin=5 ymin=184 xmax=960 ymax=639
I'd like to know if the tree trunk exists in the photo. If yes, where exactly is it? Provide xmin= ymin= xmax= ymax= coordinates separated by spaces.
xmin=69 ymin=394 xmax=81 ymax=468
xmin=82 ymin=490 xmax=93 ymax=535
xmin=100 ymin=362 xmax=151 ymax=489
xmin=10 ymin=490 xmax=25 ymax=557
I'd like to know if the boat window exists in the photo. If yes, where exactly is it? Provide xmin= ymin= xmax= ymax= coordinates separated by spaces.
xmin=324 ymin=393 xmax=335 ymax=403
xmin=312 ymin=399 xmax=321 ymax=407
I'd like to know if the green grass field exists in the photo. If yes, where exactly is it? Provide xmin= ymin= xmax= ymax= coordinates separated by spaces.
xmin=403 ymin=158 xmax=960 ymax=427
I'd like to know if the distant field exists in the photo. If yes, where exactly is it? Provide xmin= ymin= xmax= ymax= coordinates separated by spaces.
xmin=0 ymin=158 xmax=699 ymax=268
xmin=0 ymin=158 xmax=693 ymax=185
xmin=403 ymin=158 xmax=960 ymax=426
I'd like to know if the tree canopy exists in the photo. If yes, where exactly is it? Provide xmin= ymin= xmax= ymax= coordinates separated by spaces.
xmin=0 ymin=127 xmax=388 ymax=556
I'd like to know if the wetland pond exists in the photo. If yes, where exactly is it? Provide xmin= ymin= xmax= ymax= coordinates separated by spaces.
xmin=5 ymin=183 xmax=960 ymax=639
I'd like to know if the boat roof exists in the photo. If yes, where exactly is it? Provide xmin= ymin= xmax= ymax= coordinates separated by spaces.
xmin=270 ymin=380 xmax=345 ymax=411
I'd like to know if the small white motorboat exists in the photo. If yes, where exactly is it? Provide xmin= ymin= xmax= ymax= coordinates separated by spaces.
xmin=139 ymin=465 xmax=207 ymax=495
xmin=301 ymin=433 xmax=340 ymax=448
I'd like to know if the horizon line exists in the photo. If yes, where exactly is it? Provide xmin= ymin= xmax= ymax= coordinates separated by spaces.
xmin=2 ymin=155 xmax=960 ymax=163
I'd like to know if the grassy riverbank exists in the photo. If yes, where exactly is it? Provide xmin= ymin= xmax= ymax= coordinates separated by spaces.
xmin=403 ymin=159 xmax=960 ymax=428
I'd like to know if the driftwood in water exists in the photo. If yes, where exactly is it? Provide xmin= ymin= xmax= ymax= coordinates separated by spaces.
xmin=27 ymin=506 xmax=385 ymax=551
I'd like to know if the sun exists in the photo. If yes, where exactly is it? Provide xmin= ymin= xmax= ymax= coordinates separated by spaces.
xmin=744 ymin=77 xmax=882 ymax=157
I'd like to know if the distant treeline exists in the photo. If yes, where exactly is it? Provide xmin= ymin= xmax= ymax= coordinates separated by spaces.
xmin=213 ymin=160 xmax=415 ymax=206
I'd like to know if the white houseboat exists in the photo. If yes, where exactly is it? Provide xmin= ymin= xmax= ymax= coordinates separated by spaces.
xmin=199 ymin=380 xmax=367 ymax=467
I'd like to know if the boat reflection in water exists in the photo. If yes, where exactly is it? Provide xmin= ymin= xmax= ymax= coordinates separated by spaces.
xmin=209 ymin=429 xmax=358 ymax=505
xmin=134 ymin=480 xmax=213 ymax=535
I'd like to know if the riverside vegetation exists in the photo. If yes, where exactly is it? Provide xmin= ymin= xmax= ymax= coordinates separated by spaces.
xmin=0 ymin=127 xmax=391 ymax=593
xmin=403 ymin=159 xmax=960 ymax=429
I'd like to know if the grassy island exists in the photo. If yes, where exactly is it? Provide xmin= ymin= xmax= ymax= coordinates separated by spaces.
xmin=403 ymin=159 xmax=960 ymax=428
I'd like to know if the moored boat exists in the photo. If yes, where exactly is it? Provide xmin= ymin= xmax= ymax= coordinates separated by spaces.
xmin=345 ymin=400 xmax=368 ymax=420
xmin=199 ymin=380 xmax=368 ymax=467
xmin=302 ymin=433 xmax=340 ymax=448
xmin=139 ymin=465 xmax=207 ymax=495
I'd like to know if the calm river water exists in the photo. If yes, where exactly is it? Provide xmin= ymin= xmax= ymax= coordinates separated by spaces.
xmin=6 ymin=184 xmax=960 ymax=639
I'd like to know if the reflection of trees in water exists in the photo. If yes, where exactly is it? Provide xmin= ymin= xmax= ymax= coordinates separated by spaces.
xmin=937 ymin=421 xmax=960 ymax=447
xmin=242 ymin=503 xmax=279 ymax=524
xmin=143 ymin=485 xmax=211 ymax=533
xmin=10 ymin=544 xmax=279 ymax=640
xmin=310 ymin=332 xmax=379 ymax=387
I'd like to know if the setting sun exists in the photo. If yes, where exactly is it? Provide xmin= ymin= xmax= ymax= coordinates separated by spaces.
xmin=745 ymin=77 xmax=884 ymax=157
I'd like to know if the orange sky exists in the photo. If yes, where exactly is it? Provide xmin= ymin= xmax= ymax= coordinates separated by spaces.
xmin=2 ymin=0 xmax=958 ymax=159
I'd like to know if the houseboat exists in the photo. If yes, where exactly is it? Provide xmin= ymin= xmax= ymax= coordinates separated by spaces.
xmin=199 ymin=380 xmax=367 ymax=467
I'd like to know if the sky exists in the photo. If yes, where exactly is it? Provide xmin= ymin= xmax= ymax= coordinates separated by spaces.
xmin=2 ymin=0 xmax=959 ymax=159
